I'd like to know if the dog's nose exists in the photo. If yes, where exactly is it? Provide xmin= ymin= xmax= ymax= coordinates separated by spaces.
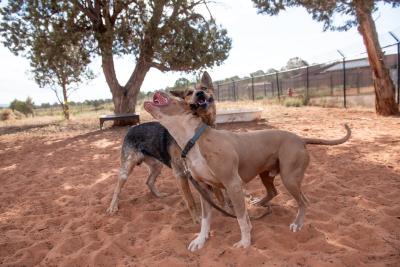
xmin=196 ymin=91 xmax=205 ymax=97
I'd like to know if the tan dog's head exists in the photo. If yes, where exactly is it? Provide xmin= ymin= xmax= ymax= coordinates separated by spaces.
xmin=169 ymin=72 xmax=216 ymax=126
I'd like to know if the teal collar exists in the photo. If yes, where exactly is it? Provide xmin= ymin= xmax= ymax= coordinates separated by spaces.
xmin=181 ymin=123 xmax=208 ymax=158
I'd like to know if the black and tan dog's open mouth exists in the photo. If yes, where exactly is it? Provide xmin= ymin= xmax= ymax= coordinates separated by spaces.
xmin=193 ymin=96 xmax=214 ymax=109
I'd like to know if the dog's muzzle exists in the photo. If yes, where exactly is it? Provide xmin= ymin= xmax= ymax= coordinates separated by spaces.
xmin=190 ymin=96 xmax=214 ymax=111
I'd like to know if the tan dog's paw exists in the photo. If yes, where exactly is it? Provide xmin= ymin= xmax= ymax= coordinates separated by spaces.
xmin=106 ymin=205 xmax=118 ymax=214
xmin=233 ymin=239 xmax=251 ymax=249
xmin=290 ymin=222 xmax=303 ymax=232
xmin=188 ymin=236 xmax=207 ymax=252
xmin=153 ymin=191 xmax=169 ymax=198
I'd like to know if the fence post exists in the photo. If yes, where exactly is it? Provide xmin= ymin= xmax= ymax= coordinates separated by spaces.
xmin=275 ymin=72 xmax=280 ymax=101
xmin=264 ymin=82 xmax=267 ymax=97
xmin=389 ymin=31 xmax=400 ymax=104
xmin=343 ymin=57 xmax=347 ymax=108
xmin=251 ymin=76 xmax=255 ymax=101
xmin=396 ymin=41 xmax=400 ymax=104
xmin=271 ymin=81 xmax=274 ymax=96
xmin=217 ymin=82 xmax=220 ymax=101
xmin=338 ymin=50 xmax=347 ymax=108
xmin=232 ymin=80 xmax=236 ymax=101
xmin=306 ymin=66 xmax=309 ymax=99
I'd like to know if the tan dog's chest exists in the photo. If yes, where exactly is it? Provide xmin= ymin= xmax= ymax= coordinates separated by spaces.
xmin=187 ymin=146 xmax=221 ymax=187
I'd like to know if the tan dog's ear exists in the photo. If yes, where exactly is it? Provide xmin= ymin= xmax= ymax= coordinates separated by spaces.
xmin=200 ymin=71 xmax=214 ymax=91
xmin=169 ymin=90 xmax=186 ymax=99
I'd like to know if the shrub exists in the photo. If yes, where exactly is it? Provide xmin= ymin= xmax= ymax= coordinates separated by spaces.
xmin=0 ymin=109 xmax=13 ymax=121
xmin=9 ymin=97 xmax=35 ymax=117
xmin=283 ymin=97 xmax=304 ymax=107
xmin=0 ymin=109 xmax=23 ymax=121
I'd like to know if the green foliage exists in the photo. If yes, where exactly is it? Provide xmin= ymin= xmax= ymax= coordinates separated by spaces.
xmin=9 ymin=97 xmax=35 ymax=117
xmin=0 ymin=0 xmax=232 ymax=76
xmin=252 ymin=0 xmax=400 ymax=32
xmin=266 ymin=68 xmax=278 ymax=74
xmin=251 ymin=70 xmax=265 ymax=77
xmin=283 ymin=97 xmax=305 ymax=107
xmin=174 ymin=78 xmax=190 ymax=88
xmin=282 ymin=57 xmax=308 ymax=71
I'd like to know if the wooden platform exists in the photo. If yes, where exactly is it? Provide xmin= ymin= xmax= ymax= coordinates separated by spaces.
xmin=99 ymin=113 xmax=140 ymax=129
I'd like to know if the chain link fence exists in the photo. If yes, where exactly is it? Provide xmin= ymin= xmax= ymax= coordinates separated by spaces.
xmin=214 ymin=50 xmax=399 ymax=108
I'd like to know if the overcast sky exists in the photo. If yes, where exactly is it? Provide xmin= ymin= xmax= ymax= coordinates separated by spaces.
xmin=0 ymin=1 xmax=399 ymax=105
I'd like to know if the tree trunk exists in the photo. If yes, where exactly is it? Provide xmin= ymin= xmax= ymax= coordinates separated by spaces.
xmin=61 ymin=83 xmax=70 ymax=120
xmin=101 ymin=41 xmax=151 ymax=125
xmin=354 ymin=0 xmax=399 ymax=115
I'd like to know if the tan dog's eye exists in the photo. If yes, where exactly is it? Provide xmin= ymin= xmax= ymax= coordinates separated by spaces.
xmin=200 ymin=86 xmax=207 ymax=91
xmin=186 ymin=91 xmax=193 ymax=96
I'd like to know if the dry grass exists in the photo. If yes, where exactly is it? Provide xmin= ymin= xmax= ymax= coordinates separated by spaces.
xmin=1 ymin=99 xmax=377 ymax=136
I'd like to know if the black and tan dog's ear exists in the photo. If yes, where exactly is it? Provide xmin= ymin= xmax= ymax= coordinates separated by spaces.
xmin=169 ymin=90 xmax=186 ymax=99
xmin=200 ymin=71 xmax=214 ymax=91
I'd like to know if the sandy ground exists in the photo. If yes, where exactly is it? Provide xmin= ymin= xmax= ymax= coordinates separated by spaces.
xmin=0 ymin=105 xmax=400 ymax=266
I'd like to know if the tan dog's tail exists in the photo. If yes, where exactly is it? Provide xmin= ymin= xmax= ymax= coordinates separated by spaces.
xmin=303 ymin=124 xmax=351 ymax=146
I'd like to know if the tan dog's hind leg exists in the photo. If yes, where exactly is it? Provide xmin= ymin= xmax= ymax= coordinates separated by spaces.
xmin=188 ymin=182 xmax=212 ymax=252
xmin=279 ymin=149 xmax=310 ymax=232
xmin=143 ymin=157 xmax=167 ymax=197
xmin=225 ymin=175 xmax=252 ymax=248
xmin=107 ymin=151 xmax=142 ymax=214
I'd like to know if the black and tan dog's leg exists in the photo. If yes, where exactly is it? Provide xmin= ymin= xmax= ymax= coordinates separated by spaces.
xmin=250 ymin=171 xmax=278 ymax=207
xmin=107 ymin=149 xmax=143 ymax=214
xmin=143 ymin=157 xmax=167 ymax=197
xmin=188 ymin=182 xmax=212 ymax=252
xmin=225 ymin=174 xmax=252 ymax=248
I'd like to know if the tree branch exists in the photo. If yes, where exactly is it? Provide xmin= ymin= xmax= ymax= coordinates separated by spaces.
xmin=150 ymin=62 xmax=171 ymax=72
xmin=74 ymin=0 xmax=99 ymax=23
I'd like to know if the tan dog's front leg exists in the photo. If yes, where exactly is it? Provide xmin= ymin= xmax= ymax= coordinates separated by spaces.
xmin=225 ymin=177 xmax=252 ymax=248
xmin=174 ymin=172 xmax=199 ymax=223
xmin=188 ymin=183 xmax=212 ymax=252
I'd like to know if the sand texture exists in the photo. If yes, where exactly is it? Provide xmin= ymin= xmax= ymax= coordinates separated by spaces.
xmin=1 ymin=106 xmax=399 ymax=266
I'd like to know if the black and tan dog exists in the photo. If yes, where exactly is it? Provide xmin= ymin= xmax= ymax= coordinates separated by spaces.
xmin=107 ymin=72 xmax=216 ymax=223
xmin=144 ymin=91 xmax=351 ymax=251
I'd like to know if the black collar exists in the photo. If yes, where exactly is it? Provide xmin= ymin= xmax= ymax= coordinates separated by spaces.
xmin=181 ymin=123 xmax=208 ymax=158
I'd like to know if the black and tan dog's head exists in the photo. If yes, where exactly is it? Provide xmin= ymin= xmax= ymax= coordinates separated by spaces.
xmin=169 ymin=72 xmax=216 ymax=126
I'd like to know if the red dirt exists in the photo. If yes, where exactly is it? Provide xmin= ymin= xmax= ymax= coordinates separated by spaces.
xmin=0 ymin=106 xmax=399 ymax=266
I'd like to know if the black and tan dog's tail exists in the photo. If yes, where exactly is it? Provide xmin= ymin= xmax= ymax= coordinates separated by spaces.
xmin=303 ymin=124 xmax=351 ymax=146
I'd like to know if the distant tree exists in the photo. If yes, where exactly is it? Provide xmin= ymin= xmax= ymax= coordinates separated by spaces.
xmin=252 ymin=0 xmax=399 ymax=115
xmin=282 ymin=57 xmax=309 ymax=71
xmin=250 ymin=70 xmax=265 ymax=77
xmin=40 ymin=103 xmax=51 ymax=109
xmin=266 ymin=68 xmax=278 ymax=74
xmin=9 ymin=97 xmax=34 ymax=117
xmin=29 ymin=24 xmax=94 ymax=120
xmin=0 ymin=1 xmax=232 ymax=123
xmin=174 ymin=78 xmax=191 ymax=89
xmin=223 ymin=75 xmax=241 ymax=83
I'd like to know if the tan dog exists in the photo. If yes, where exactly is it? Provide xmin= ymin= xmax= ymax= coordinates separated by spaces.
xmin=144 ymin=91 xmax=351 ymax=251
xmin=107 ymin=72 xmax=217 ymax=223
